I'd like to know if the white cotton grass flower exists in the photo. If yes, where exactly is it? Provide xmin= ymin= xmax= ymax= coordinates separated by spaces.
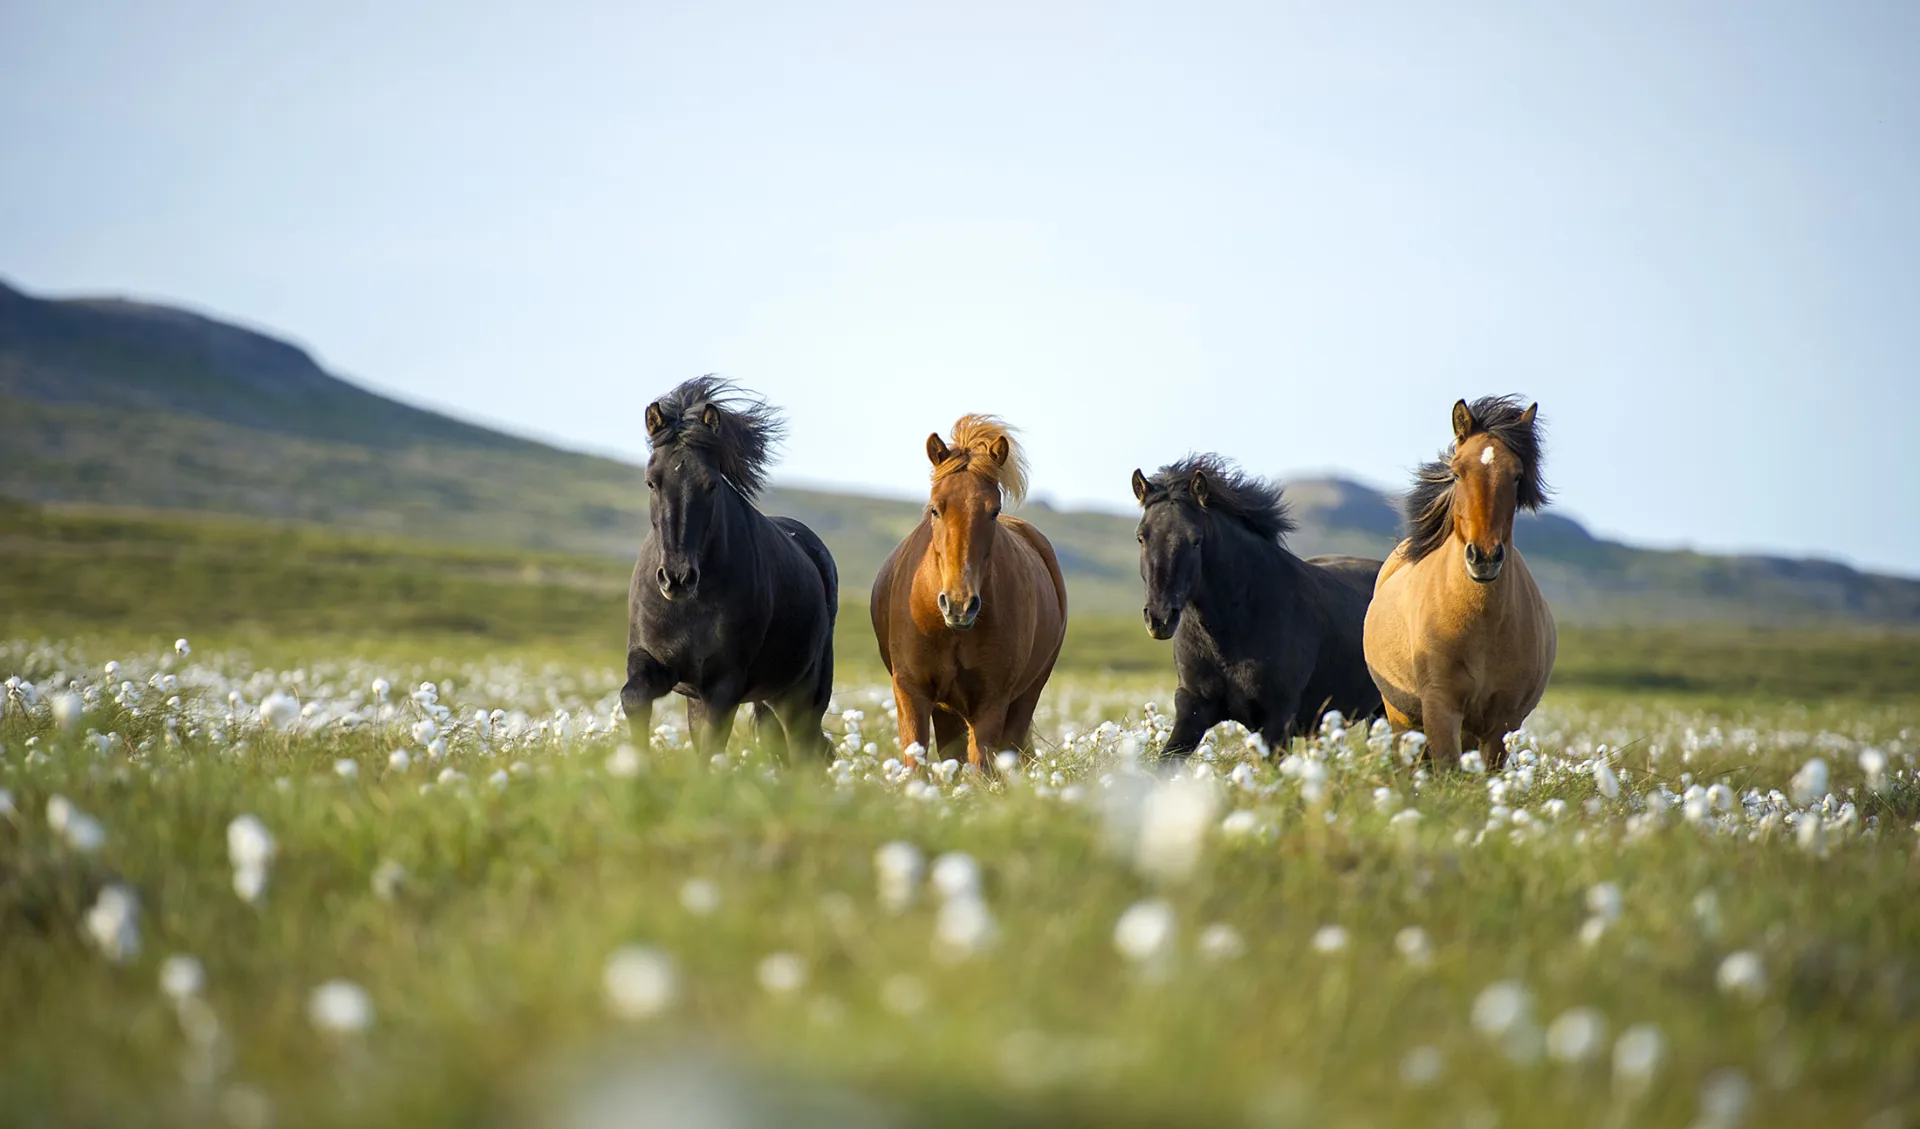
xmin=371 ymin=859 xmax=407 ymax=900
xmin=929 ymin=851 xmax=981 ymax=901
xmin=1219 ymin=809 xmax=1262 ymax=839
xmin=1716 ymin=951 xmax=1766 ymax=1001
xmin=603 ymin=946 xmax=678 ymax=1019
xmin=226 ymin=815 xmax=276 ymax=871
xmin=52 ymin=691 xmax=84 ymax=731
xmin=83 ymin=884 xmax=141 ymax=962
xmin=1789 ymin=758 xmax=1829 ymax=806
xmin=307 ymin=980 xmax=374 ymax=1035
xmin=388 ymin=749 xmax=411 ymax=771
xmin=1395 ymin=926 xmax=1434 ymax=968
xmin=1593 ymin=759 xmax=1621 ymax=800
xmin=160 ymin=954 xmax=206 ymax=1001
xmin=1113 ymin=899 xmax=1177 ymax=974
xmin=1612 ymin=1023 xmax=1666 ymax=1098
xmin=174 ymin=638 xmax=192 ymax=656
xmin=1471 ymin=980 xmax=1533 ymax=1039
xmin=1696 ymin=1068 xmax=1753 ymax=1128
xmin=1311 ymin=925 xmax=1350 ymax=954
xmin=48 ymin=795 xmax=106 ymax=853
xmin=679 ymin=878 xmax=720 ymax=916
xmin=605 ymin=744 xmax=644 ymax=778
xmin=1586 ymin=882 xmax=1623 ymax=922
xmin=1399 ymin=1045 xmax=1444 ymax=1088
xmin=258 ymin=691 xmax=300 ymax=732
xmin=934 ymin=896 xmax=999 ymax=962
xmin=1859 ymin=747 xmax=1889 ymax=792
xmin=1459 ymin=750 xmax=1486 ymax=775
xmin=1134 ymin=773 xmax=1223 ymax=883
xmin=1197 ymin=923 xmax=1246 ymax=962
xmin=874 ymin=841 xmax=925 ymax=912
xmin=333 ymin=759 xmax=358 ymax=780
xmin=757 ymin=952 xmax=808 ymax=995
xmin=1545 ymin=1007 xmax=1607 ymax=1063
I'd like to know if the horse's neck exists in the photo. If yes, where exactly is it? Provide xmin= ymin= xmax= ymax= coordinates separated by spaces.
xmin=1193 ymin=519 xmax=1302 ymax=624
xmin=1435 ymin=533 xmax=1530 ymax=622
xmin=699 ymin=491 xmax=762 ymax=577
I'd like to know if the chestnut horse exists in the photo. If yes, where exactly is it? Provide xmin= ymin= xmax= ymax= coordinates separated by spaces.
xmin=1363 ymin=396 xmax=1557 ymax=769
xmin=870 ymin=416 xmax=1067 ymax=770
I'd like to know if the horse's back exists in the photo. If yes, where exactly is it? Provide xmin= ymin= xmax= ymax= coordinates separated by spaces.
xmin=769 ymin=515 xmax=839 ymax=615
xmin=1002 ymin=516 xmax=1068 ymax=624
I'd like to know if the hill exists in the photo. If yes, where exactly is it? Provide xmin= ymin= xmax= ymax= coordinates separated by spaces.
xmin=4 ymin=277 xmax=1917 ymax=623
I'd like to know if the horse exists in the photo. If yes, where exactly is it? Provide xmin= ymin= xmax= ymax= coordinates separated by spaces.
xmin=1363 ymin=396 xmax=1557 ymax=770
xmin=870 ymin=416 xmax=1068 ymax=771
xmin=621 ymin=377 xmax=839 ymax=760
xmin=1132 ymin=456 xmax=1382 ymax=758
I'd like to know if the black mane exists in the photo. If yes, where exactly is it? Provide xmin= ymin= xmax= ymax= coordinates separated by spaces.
xmin=1403 ymin=395 xmax=1550 ymax=563
xmin=646 ymin=376 xmax=786 ymax=498
xmin=1143 ymin=454 xmax=1297 ymax=545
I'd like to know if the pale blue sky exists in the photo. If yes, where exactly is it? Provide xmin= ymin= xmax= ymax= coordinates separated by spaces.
xmin=4 ymin=1 xmax=1917 ymax=573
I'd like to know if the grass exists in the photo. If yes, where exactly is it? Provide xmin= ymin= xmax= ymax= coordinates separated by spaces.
xmin=4 ymin=502 xmax=1919 ymax=1127
xmin=3 ymin=639 xmax=1917 ymax=1128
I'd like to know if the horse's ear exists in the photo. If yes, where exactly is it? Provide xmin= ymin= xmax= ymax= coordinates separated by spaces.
xmin=645 ymin=402 xmax=667 ymax=439
xmin=1191 ymin=469 xmax=1210 ymax=508
xmin=1519 ymin=402 xmax=1538 ymax=428
xmin=1130 ymin=468 xmax=1150 ymax=505
xmin=701 ymin=403 xmax=723 ymax=429
xmin=988 ymin=435 xmax=1011 ymax=467
xmin=1451 ymin=399 xmax=1477 ymax=443
xmin=926 ymin=433 xmax=950 ymax=467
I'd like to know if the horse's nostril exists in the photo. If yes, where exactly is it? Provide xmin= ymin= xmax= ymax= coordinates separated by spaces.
xmin=1465 ymin=544 xmax=1480 ymax=565
xmin=1491 ymin=544 xmax=1505 ymax=564
xmin=937 ymin=592 xmax=950 ymax=612
xmin=655 ymin=567 xmax=670 ymax=586
xmin=965 ymin=595 xmax=981 ymax=617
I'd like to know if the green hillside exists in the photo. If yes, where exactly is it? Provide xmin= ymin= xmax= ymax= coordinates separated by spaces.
xmin=4 ymin=277 xmax=1917 ymax=623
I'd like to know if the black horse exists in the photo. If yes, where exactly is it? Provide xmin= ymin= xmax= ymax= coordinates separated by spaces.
xmin=1132 ymin=456 xmax=1382 ymax=758
xmin=623 ymin=377 xmax=838 ymax=759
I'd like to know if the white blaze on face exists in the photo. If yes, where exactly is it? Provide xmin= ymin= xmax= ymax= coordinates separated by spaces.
xmin=1480 ymin=445 xmax=1496 ymax=466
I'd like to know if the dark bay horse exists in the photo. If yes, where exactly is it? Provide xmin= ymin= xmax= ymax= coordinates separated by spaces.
xmin=871 ymin=416 xmax=1067 ymax=770
xmin=622 ymin=377 xmax=838 ymax=759
xmin=1364 ymin=396 xmax=1556 ymax=770
xmin=1132 ymin=456 xmax=1381 ymax=758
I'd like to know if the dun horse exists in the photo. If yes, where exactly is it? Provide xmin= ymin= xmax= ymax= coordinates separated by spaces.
xmin=1363 ymin=396 xmax=1557 ymax=769
xmin=871 ymin=416 xmax=1067 ymax=770
xmin=1133 ymin=456 xmax=1381 ymax=757
xmin=622 ymin=377 xmax=839 ymax=759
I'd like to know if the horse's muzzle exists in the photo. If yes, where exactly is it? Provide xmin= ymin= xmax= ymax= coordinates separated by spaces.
xmin=656 ymin=565 xmax=700 ymax=600
xmin=1463 ymin=543 xmax=1505 ymax=584
xmin=938 ymin=591 xmax=981 ymax=630
xmin=1144 ymin=606 xmax=1179 ymax=640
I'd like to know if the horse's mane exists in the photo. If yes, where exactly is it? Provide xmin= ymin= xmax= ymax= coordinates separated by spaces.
xmin=1141 ymin=454 xmax=1296 ymax=545
xmin=1403 ymin=395 xmax=1550 ymax=563
xmin=645 ymin=376 xmax=786 ymax=498
xmin=932 ymin=414 xmax=1030 ymax=506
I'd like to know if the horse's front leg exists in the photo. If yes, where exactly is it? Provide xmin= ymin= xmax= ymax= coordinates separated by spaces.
xmin=964 ymin=702 xmax=1010 ymax=773
xmin=689 ymin=676 xmax=747 ymax=758
xmin=891 ymin=680 xmax=934 ymax=767
xmin=621 ymin=648 xmax=676 ymax=746
xmin=1417 ymin=693 xmax=1466 ymax=770
xmin=1160 ymin=687 xmax=1220 ymax=760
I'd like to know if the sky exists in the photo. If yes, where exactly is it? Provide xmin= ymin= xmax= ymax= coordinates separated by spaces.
xmin=3 ymin=0 xmax=1917 ymax=574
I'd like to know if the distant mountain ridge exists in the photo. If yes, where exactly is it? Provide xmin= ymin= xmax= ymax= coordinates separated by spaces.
xmin=4 ymin=277 xmax=1916 ymax=624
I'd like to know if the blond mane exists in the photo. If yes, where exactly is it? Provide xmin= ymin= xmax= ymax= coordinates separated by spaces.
xmin=932 ymin=414 xmax=1030 ymax=507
